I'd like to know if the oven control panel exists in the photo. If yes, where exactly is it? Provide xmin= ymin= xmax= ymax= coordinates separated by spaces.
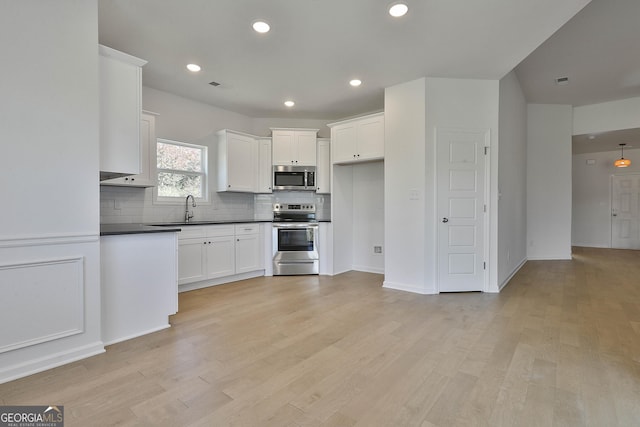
xmin=273 ymin=203 xmax=316 ymax=213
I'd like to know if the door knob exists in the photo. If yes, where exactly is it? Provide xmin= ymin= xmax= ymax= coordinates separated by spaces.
xmin=442 ymin=218 xmax=449 ymax=223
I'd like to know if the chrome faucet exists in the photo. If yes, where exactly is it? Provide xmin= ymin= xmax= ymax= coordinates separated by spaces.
xmin=185 ymin=195 xmax=196 ymax=223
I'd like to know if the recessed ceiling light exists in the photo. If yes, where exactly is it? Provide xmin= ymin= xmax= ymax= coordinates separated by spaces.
xmin=186 ymin=63 xmax=201 ymax=72
xmin=284 ymin=100 xmax=295 ymax=107
xmin=253 ymin=21 xmax=270 ymax=33
xmin=350 ymin=79 xmax=362 ymax=87
xmin=389 ymin=3 xmax=409 ymax=17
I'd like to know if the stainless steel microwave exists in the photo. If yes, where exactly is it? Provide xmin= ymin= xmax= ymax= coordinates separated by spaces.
xmin=273 ymin=165 xmax=316 ymax=191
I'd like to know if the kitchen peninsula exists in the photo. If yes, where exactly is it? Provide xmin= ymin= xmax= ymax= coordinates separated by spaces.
xmin=100 ymin=224 xmax=180 ymax=345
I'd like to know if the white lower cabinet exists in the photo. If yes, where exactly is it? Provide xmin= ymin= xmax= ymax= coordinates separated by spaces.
xmin=207 ymin=235 xmax=235 ymax=278
xmin=101 ymin=232 xmax=178 ymax=345
xmin=235 ymin=224 xmax=261 ymax=273
xmin=177 ymin=237 xmax=207 ymax=284
xmin=177 ymin=223 xmax=263 ymax=287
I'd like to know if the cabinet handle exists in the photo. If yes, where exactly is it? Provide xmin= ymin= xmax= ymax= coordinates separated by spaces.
xmin=203 ymin=242 xmax=206 ymax=245
xmin=228 ymin=185 xmax=231 ymax=188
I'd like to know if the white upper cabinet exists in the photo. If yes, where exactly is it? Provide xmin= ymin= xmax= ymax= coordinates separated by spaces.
xmin=271 ymin=128 xmax=319 ymax=166
xmin=329 ymin=112 xmax=384 ymax=164
xmin=316 ymin=138 xmax=331 ymax=194
xmin=99 ymin=45 xmax=147 ymax=180
xmin=257 ymin=137 xmax=273 ymax=193
xmin=101 ymin=111 xmax=157 ymax=187
xmin=217 ymin=129 xmax=258 ymax=193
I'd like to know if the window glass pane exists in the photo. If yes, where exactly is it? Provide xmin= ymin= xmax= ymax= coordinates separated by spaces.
xmin=157 ymin=142 xmax=202 ymax=172
xmin=157 ymin=172 xmax=202 ymax=198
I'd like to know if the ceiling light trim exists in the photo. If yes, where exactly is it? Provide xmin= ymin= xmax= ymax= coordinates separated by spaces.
xmin=252 ymin=20 xmax=270 ymax=34
xmin=389 ymin=3 xmax=409 ymax=17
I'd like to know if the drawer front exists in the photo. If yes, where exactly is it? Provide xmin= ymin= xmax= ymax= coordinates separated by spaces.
xmin=206 ymin=224 xmax=235 ymax=237
xmin=235 ymin=223 xmax=260 ymax=235
xmin=177 ymin=226 xmax=207 ymax=240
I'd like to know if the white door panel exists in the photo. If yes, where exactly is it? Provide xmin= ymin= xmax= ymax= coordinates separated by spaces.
xmin=437 ymin=129 xmax=488 ymax=292
xmin=612 ymin=174 xmax=640 ymax=249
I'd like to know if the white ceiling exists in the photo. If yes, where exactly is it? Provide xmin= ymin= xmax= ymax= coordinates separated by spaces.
xmin=98 ymin=0 xmax=592 ymax=120
xmin=573 ymin=128 xmax=638 ymax=155
xmin=514 ymin=0 xmax=640 ymax=108
xmin=513 ymin=0 xmax=640 ymax=154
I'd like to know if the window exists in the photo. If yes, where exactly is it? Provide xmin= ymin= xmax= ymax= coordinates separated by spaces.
xmin=156 ymin=139 xmax=208 ymax=202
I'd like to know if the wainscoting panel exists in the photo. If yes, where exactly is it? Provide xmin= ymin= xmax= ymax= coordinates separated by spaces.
xmin=0 ymin=257 xmax=85 ymax=353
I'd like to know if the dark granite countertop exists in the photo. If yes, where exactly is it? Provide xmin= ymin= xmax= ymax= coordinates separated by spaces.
xmin=100 ymin=223 xmax=182 ymax=236
xmin=101 ymin=219 xmax=275 ymax=236
xmin=149 ymin=219 xmax=272 ymax=227
xmin=101 ymin=219 xmax=330 ymax=236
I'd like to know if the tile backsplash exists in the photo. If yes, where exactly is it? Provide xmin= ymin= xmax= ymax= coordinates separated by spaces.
xmin=100 ymin=186 xmax=330 ymax=224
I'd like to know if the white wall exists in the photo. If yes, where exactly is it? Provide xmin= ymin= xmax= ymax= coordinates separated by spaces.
xmin=143 ymin=86 xmax=254 ymax=141
xmin=426 ymin=78 xmax=500 ymax=292
xmin=352 ymin=162 xmax=384 ymax=274
xmin=497 ymin=71 xmax=528 ymax=289
xmin=573 ymin=97 xmax=640 ymax=135
xmin=384 ymin=77 xmax=500 ymax=294
xmin=384 ymin=78 xmax=428 ymax=293
xmin=527 ymin=104 xmax=573 ymax=260
xmin=1 ymin=3 xmax=99 ymax=237
xmin=572 ymin=149 xmax=640 ymax=247
xmin=0 ymin=0 xmax=103 ymax=383
xmin=332 ymin=165 xmax=354 ymax=274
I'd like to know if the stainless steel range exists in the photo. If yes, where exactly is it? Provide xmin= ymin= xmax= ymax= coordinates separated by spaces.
xmin=272 ymin=203 xmax=319 ymax=275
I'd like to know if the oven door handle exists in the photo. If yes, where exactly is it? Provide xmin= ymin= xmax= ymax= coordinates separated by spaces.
xmin=272 ymin=223 xmax=319 ymax=229
xmin=275 ymin=260 xmax=317 ymax=264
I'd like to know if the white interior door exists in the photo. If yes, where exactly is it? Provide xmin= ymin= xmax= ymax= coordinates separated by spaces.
xmin=611 ymin=174 xmax=640 ymax=249
xmin=436 ymin=129 xmax=488 ymax=292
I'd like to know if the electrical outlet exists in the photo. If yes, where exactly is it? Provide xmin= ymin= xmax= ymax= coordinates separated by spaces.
xmin=374 ymin=245 xmax=383 ymax=254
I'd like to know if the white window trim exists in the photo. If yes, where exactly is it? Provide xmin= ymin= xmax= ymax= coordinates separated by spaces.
xmin=153 ymin=138 xmax=210 ymax=205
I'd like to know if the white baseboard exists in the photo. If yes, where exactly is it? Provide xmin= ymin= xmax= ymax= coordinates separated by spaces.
xmin=103 ymin=324 xmax=171 ymax=347
xmin=571 ymin=243 xmax=610 ymax=249
xmin=499 ymin=258 xmax=527 ymax=291
xmin=527 ymin=254 xmax=572 ymax=261
xmin=352 ymin=265 xmax=385 ymax=275
xmin=383 ymin=280 xmax=437 ymax=295
xmin=0 ymin=342 xmax=105 ymax=385
xmin=179 ymin=270 xmax=265 ymax=293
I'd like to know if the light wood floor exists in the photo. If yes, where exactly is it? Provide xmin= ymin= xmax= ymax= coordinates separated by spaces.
xmin=2 ymin=247 xmax=639 ymax=426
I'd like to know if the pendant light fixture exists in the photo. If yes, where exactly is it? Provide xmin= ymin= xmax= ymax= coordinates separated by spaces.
xmin=614 ymin=143 xmax=632 ymax=168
